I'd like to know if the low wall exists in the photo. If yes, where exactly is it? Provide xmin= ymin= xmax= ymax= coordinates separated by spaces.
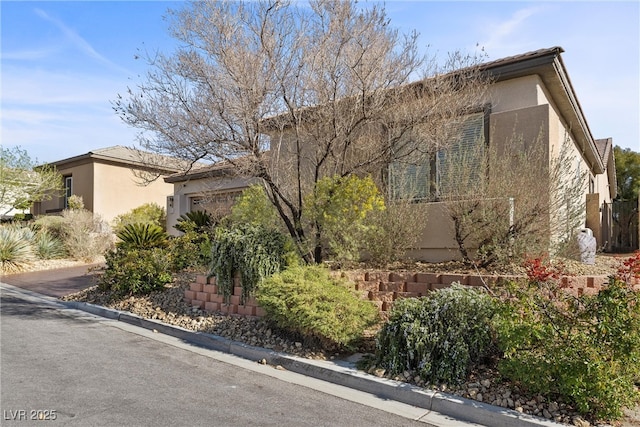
xmin=351 ymin=271 xmax=612 ymax=313
xmin=184 ymin=271 xmax=628 ymax=318
xmin=184 ymin=275 xmax=266 ymax=317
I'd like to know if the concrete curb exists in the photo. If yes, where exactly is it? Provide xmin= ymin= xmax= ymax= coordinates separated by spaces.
xmin=57 ymin=299 xmax=563 ymax=427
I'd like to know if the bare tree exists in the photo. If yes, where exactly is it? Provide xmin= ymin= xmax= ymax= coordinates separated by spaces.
xmin=442 ymin=131 xmax=588 ymax=268
xmin=114 ymin=0 xmax=489 ymax=263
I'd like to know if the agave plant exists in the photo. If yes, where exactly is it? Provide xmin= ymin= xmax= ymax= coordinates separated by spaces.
xmin=174 ymin=210 xmax=213 ymax=234
xmin=34 ymin=230 xmax=66 ymax=259
xmin=0 ymin=226 xmax=36 ymax=272
xmin=117 ymin=223 xmax=168 ymax=250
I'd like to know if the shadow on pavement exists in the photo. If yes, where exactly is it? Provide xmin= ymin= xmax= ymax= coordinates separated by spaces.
xmin=0 ymin=294 xmax=69 ymax=320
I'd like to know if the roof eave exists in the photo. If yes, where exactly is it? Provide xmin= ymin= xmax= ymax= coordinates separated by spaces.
xmin=483 ymin=48 xmax=604 ymax=174
xmin=43 ymin=152 xmax=182 ymax=175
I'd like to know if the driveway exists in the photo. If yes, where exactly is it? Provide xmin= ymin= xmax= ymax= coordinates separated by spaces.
xmin=1 ymin=264 xmax=102 ymax=297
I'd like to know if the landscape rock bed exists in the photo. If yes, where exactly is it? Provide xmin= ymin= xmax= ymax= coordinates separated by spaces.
xmin=62 ymin=254 xmax=635 ymax=427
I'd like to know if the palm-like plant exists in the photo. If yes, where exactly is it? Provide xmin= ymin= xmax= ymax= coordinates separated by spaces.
xmin=174 ymin=210 xmax=213 ymax=234
xmin=117 ymin=223 xmax=168 ymax=250
xmin=34 ymin=231 xmax=66 ymax=259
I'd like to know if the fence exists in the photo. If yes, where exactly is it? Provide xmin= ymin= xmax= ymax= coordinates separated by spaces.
xmin=602 ymin=199 xmax=639 ymax=252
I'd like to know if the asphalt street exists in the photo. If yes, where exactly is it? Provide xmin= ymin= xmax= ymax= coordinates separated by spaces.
xmin=0 ymin=284 xmax=451 ymax=427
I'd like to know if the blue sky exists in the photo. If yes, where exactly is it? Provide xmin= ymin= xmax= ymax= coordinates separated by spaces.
xmin=1 ymin=1 xmax=638 ymax=164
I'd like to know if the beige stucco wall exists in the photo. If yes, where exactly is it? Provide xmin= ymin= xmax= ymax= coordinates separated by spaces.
xmin=407 ymin=74 xmax=599 ymax=261
xmin=92 ymin=162 xmax=173 ymax=224
xmin=404 ymin=201 xmax=463 ymax=262
xmin=486 ymin=75 xmax=551 ymax=114
xmin=35 ymin=162 xmax=94 ymax=214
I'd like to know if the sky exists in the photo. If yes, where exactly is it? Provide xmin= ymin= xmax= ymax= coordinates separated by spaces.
xmin=1 ymin=1 xmax=639 ymax=165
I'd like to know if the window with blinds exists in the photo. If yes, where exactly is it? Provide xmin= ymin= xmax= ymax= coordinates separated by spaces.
xmin=389 ymin=111 xmax=487 ymax=201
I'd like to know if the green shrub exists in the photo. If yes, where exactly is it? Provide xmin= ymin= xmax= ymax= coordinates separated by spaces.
xmin=374 ymin=284 xmax=497 ymax=385
xmin=229 ymin=185 xmax=281 ymax=230
xmin=34 ymin=230 xmax=66 ymax=259
xmin=305 ymin=175 xmax=385 ymax=262
xmin=494 ymin=272 xmax=640 ymax=420
xmin=98 ymin=248 xmax=172 ymax=296
xmin=116 ymin=223 xmax=168 ymax=250
xmin=0 ymin=226 xmax=36 ymax=272
xmin=364 ymin=200 xmax=427 ymax=265
xmin=210 ymin=225 xmax=289 ymax=303
xmin=166 ymin=230 xmax=212 ymax=272
xmin=174 ymin=210 xmax=213 ymax=234
xmin=256 ymin=266 xmax=379 ymax=350
xmin=67 ymin=194 xmax=85 ymax=210
xmin=34 ymin=209 xmax=113 ymax=261
xmin=112 ymin=203 xmax=166 ymax=233
xmin=12 ymin=213 xmax=33 ymax=222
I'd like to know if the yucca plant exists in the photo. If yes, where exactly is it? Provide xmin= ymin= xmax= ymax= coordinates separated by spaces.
xmin=34 ymin=231 xmax=66 ymax=259
xmin=0 ymin=226 xmax=36 ymax=272
xmin=117 ymin=223 xmax=168 ymax=250
xmin=174 ymin=210 xmax=213 ymax=234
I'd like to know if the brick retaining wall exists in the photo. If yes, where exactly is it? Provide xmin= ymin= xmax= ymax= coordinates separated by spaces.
xmin=184 ymin=275 xmax=266 ymax=317
xmin=185 ymin=271 xmax=635 ymax=318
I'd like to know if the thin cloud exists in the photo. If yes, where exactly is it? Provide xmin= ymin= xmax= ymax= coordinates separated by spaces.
xmin=0 ymin=48 xmax=58 ymax=61
xmin=480 ymin=6 xmax=542 ymax=55
xmin=2 ymin=66 xmax=127 ymax=106
xmin=34 ymin=8 xmax=132 ymax=75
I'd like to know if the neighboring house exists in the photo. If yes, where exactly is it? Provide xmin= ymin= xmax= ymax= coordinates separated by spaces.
xmin=165 ymin=47 xmax=618 ymax=261
xmin=33 ymin=146 xmax=184 ymax=225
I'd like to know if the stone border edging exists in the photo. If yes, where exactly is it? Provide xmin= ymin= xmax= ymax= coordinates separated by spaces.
xmin=60 ymin=299 xmax=564 ymax=427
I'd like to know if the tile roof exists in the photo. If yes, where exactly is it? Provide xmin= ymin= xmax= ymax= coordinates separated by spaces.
xmin=477 ymin=47 xmax=564 ymax=73
xmin=46 ymin=145 xmax=202 ymax=174
xmin=595 ymin=138 xmax=613 ymax=168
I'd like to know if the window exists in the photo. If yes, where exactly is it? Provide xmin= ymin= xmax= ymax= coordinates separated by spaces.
xmin=63 ymin=176 xmax=72 ymax=208
xmin=389 ymin=111 xmax=487 ymax=201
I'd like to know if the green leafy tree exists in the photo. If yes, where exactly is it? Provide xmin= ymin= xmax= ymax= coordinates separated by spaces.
xmin=0 ymin=146 xmax=63 ymax=216
xmin=305 ymin=175 xmax=385 ymax=262
xmin=614 ymin=145 xmax=640 ymax=201
xmin=229 ymin=185 xmax=281 ymax=230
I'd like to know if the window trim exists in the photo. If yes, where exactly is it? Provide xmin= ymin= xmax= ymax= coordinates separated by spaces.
xmin=63 ymin=176 xmax=72 ymax=209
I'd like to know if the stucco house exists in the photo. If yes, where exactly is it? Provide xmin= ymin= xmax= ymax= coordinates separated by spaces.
xmin=33 ymin=146 xmax=183 ymax=225
xmin=165 ymin=47 xmax=618 ymax=261
xmin=402 ymin=46 xmax=617 ymax=260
